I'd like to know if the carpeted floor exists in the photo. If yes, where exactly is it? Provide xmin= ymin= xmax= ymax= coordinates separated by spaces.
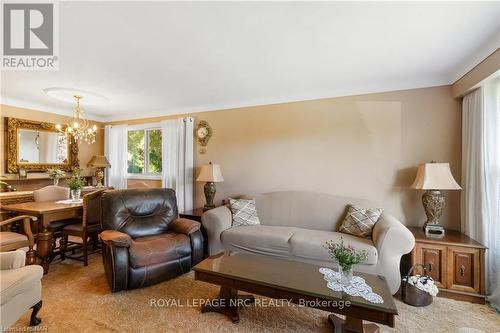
xmin=13 ymin=255 xmax=500 ymax=333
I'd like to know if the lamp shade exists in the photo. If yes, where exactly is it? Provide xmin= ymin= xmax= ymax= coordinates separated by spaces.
xmin=196 ymin=163 xmax=224 ymax=182
xmin=411 ymin=163 xmax=461 ymax=190
xmin=87 ymin=155 xmax=111 ymax=168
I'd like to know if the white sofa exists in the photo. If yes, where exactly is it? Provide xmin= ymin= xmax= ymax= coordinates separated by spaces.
xmin=202 ymin=191 xmax=415 ymax=294
xmin=0 ymin=250 xmax=43 ymax=329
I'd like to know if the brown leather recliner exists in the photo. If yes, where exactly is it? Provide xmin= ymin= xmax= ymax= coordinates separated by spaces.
xmin=99 ymin=188 xmax=203 ymax=292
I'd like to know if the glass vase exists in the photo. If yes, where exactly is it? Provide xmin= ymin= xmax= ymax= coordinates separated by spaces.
xmin=70 ymin=189 xmax=81 ymax=201
xmin=53 ymin=178 xmax=59 ymax=186
xmin=339 ymin=266 xmax=353 ymax=285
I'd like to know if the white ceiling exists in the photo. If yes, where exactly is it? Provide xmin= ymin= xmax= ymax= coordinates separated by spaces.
xmin=1 ymin=1 xmax=499 ymax=122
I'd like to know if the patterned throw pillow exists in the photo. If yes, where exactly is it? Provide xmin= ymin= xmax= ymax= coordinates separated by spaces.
xmin=229 ymin=198 xmax=261 ymax=227
xmin=339 ymin=205 xmax=383 ymax=239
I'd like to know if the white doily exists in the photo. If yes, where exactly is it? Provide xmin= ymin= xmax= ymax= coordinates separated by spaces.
xmin=319 ymin=267 xmax=384 ymax=304
xmin=56 ymin=199 xmax=83 ymax=204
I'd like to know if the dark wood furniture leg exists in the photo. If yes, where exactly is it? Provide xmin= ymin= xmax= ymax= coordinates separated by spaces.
xmin=59 ymin=234 xmax=67 ymax=260
xmin=26 ymin=249 xmax=37 ymax=265
xmin=29 ymin=300 xmax=42 ymax=326
xmin=37 ymin=217 xmax=53 ymax=274
xmin=201 ymin=286 xmax=255 ymax=323
xmin=328 ymin=314 xmax=380 ymax=333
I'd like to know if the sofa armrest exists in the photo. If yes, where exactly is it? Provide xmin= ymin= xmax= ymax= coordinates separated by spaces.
xmin=99 ymin=230 xmax=132 ymax=248
xmin=169 ymin=218 xmax=201 ymax=235
xmin=0 ymin=250 xmax=26 ymax=270
xmin=372 ymin=213 xmax=415 ymax=294
xmin=201 ymin=206 xmax=232 ymax=255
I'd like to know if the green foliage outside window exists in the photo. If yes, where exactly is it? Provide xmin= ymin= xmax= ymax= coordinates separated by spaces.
xmin=148 ymin=130 xmax=162 ymax=173
xmin=128 ymin=130 xmax=144 ymax=173
xmin=127 ymin=129 xmax=162 ymax=174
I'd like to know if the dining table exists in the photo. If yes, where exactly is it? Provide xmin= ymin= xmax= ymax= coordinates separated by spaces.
xmin=2 ymin=200 xmax=83 ymax=273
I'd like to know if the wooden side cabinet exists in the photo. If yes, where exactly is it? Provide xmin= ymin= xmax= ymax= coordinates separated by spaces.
xmin=408 ymin=227 xmax=486 ymax=304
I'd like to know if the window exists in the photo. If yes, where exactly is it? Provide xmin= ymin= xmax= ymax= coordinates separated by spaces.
xmin=127 ymin=128 xmax=162 ymax=175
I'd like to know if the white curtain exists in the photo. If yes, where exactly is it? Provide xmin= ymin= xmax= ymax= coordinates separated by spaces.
xmin=461 ymin=77 xmax=500 ymax=310
xmin=104 ymin=125 xmax=128 ymax=189
xmin=161 ymin=117 xmax=194 ymax=212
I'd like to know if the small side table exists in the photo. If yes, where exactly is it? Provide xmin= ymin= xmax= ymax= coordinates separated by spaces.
xmin=407 ymin=227 xmax=487 ymax=304
xmin=180 ymin=207 xmax=211 ymax=257
xmin=179 ymin=207 xmax=205 ymax=222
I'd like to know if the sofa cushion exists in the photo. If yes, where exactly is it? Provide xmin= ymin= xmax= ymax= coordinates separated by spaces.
xmin=221 ymin=226 xmax=297 ymax=256
xmin=129 ymin=232 xmax=191 ymax=268
xmin=338 ymin=205 xmax=383 ymax=239
xmin=255 ymin=191 xmax=376 ymax=231
xmin=229 ymin=198 xmax=260 ymax=227
xmin=0 ymin=232 xmax=28 ymax=246
xmin=290 ymin=229 xmax=378 ymax=265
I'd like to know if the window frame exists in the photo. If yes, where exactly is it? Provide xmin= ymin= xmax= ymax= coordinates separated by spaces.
xmin=127 ymin=123 xmax=162 ymax=179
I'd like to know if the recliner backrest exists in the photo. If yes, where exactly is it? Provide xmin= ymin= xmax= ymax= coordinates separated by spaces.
xmin=101 ymin=188 xmax=178 ymax=239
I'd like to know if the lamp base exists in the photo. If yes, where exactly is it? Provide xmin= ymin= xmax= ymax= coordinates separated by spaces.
xmin=95 ymin=168 xmax=105 ymax=187
xmin=203 ymin=182 xmax=216 ymax=211
xmin=422 ymin=189 xmax=445 ymax=228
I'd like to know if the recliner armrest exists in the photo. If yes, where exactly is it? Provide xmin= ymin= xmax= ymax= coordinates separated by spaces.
xmin=169 ymin=218 xmax=201 ymax=235
xmin=100 ymin=230 xmax=132 ymax=247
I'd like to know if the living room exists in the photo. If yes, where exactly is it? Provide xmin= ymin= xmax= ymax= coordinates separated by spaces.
xmin=0 ymin=1 xmax=499 ymax=332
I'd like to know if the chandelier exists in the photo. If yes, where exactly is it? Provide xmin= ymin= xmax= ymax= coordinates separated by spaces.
xmin=56 ymin=95 xmax=97 ymax=144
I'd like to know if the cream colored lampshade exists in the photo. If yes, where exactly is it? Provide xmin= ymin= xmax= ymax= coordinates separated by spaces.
xmin=411 ymin=163 xmax=461 ymax=190
xmin=196 ymin=163 xmax=224 ymax=182
xmin=87 ymin=155 xmax=111 ymax=168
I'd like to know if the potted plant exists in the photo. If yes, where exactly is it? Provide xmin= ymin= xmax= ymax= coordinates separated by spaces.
xmin=67 ymin=169 xmax=85 ymax=201
xmin=47 ymin=168 xmax=66 ymax=186
xmin=324 ymin=237 xmax=368 ymax=284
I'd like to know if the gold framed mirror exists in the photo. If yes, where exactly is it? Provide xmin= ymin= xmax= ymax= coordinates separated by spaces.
xmin=6 ymin=117 xmax=79 ymax=173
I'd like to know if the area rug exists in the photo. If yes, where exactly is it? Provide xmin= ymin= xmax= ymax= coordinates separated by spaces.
xmin=12 ymin=256 xmax=500 ymax=333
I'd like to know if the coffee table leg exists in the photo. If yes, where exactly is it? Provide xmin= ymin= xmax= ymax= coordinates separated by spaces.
xmin=201 ymin=286 xmax=255 ymax=323
xmin=328 ymin=314 xmax=380 ymax=333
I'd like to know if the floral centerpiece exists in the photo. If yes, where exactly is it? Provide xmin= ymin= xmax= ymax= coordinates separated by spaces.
xmin=67 ymin=169 xmax=85 ymax=201
xmin=47 ymin=168 xmax=66 ymax=186
xmin=404 ymin=275 xmax=439 ymax=296
xmin=324 ymin=237 xmax=368 ymax=284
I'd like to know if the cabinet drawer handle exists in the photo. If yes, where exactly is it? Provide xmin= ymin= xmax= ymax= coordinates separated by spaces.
xmin=428 ymin=263 xmax=433 ymax=272
xmin=460 ymin=265 xmax=465 ymax=277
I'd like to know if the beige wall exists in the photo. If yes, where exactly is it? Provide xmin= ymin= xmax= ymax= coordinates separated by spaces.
xmin=110 ymin=85 xmax=462 ymax=230
xmin=452 ymin=48 xmax=500 ymax=97
xmin=0 ymin=104 xmax=104 ymax=176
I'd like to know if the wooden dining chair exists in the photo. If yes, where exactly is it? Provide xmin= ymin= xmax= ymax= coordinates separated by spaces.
xmin=59 ymin=189 xmax=105 ymax=266
xmin=33 ymin=185 xmax=80 ymax=255
xmin=33 ymin=185 xmax=70 ymax=202
xmin=0 ymin=215 xmax=38 ymax=265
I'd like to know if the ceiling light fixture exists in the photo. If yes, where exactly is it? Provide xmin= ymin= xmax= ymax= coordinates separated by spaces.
xmin=56 ymin=95 xmax=97 ymax=144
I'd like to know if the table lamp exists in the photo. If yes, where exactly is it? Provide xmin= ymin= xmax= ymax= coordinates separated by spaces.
xmin=411 ymin=162 xmax=461 ymax=235
xmin=196 ymin=162 xmax=224 ymax=211
xmin=87 ymin=155 xmax=111 ymax=187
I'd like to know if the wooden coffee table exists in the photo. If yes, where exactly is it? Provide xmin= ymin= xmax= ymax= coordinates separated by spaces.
xmin=194 ymin=253 xmax=397 ymax=333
